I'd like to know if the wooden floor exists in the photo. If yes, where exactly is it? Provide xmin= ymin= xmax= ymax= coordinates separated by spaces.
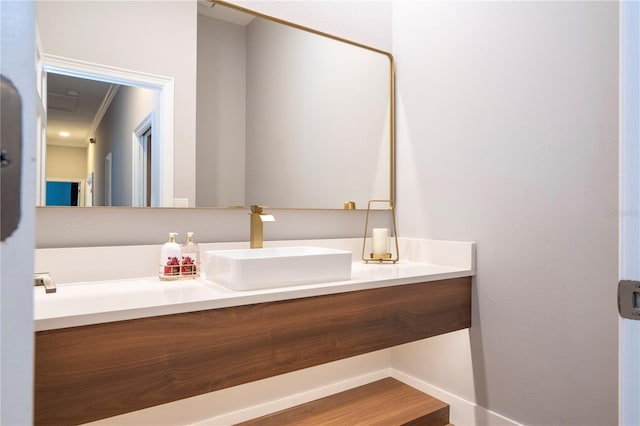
xmin=236 ymin=377 xmax=450 ymax=426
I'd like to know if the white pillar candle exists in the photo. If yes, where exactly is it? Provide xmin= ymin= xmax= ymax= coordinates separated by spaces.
xmin=372 ymin=228 xmax=389 ymax=254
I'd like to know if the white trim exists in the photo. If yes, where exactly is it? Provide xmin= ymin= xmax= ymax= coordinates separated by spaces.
xmin=131 ymin=114 xmax=154 ymax=207
xmin=158 ymin=79 xmax=175 ymax=207
xmin=86 ymin=172 xmax=94 ymax=207
xmin=194 ymin=369 xmax=390 ymax=425
xmin=104 ymin=152 xmax=112 ymax=206
xmin=619 ymin=1 xmax=640 ymax=424
xmin=36 ymin=114 xmax=47 ymax=206
xmin=391 ymin=369 xmax=522 ymax=426
xmin=35 ymin=34 xmax=47 ymax=206
xmin=86 ymin=84 xmax=119 ymax=143
xmin=36 ymin=26 xmax=44 ymax=100
xmin=165 ymin=367 xmax=522 ymax=426
xmin=40 ymin=54 xmax=175 ymax=207
xmin=40 ymin=54 xmax=172 ymax=89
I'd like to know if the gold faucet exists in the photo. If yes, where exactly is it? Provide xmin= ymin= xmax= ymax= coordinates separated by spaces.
xmin=249 ymin=205 xmax=275 ymax=248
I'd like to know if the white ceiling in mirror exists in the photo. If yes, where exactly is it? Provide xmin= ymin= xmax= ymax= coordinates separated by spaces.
xmin=46 ymin=74 xmax=114 ymax=149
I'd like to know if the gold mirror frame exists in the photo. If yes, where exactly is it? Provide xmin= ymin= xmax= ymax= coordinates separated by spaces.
xmin=37 ymin=1 xmax=395 ymax=210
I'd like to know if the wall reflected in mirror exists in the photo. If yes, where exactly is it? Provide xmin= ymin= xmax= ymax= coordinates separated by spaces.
xmin=197 ymin=2 xmax=392 ymax=209
xmin=38 ymin=1 xmax=393 ymax=210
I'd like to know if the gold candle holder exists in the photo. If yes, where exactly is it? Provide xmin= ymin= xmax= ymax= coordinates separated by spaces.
xmin=361 ymin=199 xmax=399 ymax=264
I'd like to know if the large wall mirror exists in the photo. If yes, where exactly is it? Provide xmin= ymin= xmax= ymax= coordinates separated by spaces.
xmin=38 ymin=0 xmax=394 ymax=210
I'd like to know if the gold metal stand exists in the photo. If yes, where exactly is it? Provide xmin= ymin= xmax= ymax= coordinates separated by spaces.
xmin=361 ymin=199 xmax=399 ymax=264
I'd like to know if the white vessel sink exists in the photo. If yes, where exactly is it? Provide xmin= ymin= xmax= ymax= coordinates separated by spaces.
xmin=204 ymin=246 xmax=353 ymax=291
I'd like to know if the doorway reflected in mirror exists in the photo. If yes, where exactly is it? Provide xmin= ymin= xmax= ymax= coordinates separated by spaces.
xmin=45 ymin=181 xmax=80 ymax=206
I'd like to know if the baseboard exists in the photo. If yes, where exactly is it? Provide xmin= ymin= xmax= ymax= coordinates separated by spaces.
xmin=391 ymin=369 xmax=522 ymax=426
xmin=194 ymin=369 xmax=391 ymax=425
xmin=188 ymin=367 xmax=520 ymax=426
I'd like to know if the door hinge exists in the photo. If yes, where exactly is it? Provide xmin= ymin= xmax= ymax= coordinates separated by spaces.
xmin=619 ymin=280 xmax=640 ymax=320
xmin=1 ymin=75 xmax=22 ymax=242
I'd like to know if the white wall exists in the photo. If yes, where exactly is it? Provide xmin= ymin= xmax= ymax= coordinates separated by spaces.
xmin=36 ymin=0 xmax=197 ymax=205
xmin=392 ymin=1 xmax=619 ymax=425
xmin=0 ymin=1 xmax=36 ymax=424
xmin=196 ymin=14 xmax=247 ymax=208
xmin=46 ymin=145 xmax=87 ymax=180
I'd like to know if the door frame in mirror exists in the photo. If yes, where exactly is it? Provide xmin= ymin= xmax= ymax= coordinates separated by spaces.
xmin=40 ymin=54 xmax=175 ymax=207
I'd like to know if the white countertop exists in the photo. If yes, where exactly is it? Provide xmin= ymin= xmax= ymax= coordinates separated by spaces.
xmin=34 ymin=238 xmax=476 ymax=331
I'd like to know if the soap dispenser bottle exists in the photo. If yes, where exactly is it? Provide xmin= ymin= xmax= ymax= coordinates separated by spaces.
xmin=160 ymin=232 xmax=181 ymax=278
xmin=180 ymin=232 xmax=200 ymax=278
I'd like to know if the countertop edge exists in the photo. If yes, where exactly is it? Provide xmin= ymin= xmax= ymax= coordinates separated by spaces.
xmin=34 ymin=266 xmax=474 ymax=331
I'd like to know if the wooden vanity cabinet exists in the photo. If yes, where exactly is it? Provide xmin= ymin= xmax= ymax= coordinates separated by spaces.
xmin=34 ymin=277 xmax=471 ymax=425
